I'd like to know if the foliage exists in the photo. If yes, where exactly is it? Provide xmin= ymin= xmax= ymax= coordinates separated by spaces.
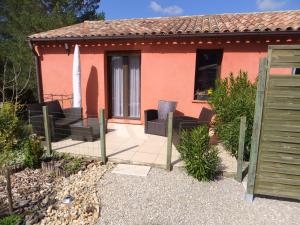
xmin=47 ymin=152 xmax=84 ymax=175
xmin=63 ymin=156 xmax=83 ymax=174
xmin=0 ymin=0 xmax=104 ymax=99
xmin=59 ymin=153 xmax=84 ymax=174
xmin=0 ymin=102 xmax=20 ymax=167
xmin=209 ymin=71 xmax=256 ymax=160
xmin=23 ymin=135 xmax=44 ymax=169
xmin=0 ymin=214 xmax=22 ymax=225
xmin=177 ymin=126 xmax=219 ymax=181
xmin=0 ymin=102 xmax=33 ymax=167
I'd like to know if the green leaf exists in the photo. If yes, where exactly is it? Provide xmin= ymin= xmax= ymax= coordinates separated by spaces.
xmin=177 ymin=126 xmax=220 ymax=181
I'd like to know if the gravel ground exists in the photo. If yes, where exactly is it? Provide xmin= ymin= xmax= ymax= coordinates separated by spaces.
xmin=97 ymin=167 xmax=299 ymax=225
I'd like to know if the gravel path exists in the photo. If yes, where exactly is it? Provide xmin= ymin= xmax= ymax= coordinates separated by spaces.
xmin=97 ymin=167 xmax=299 ymax=225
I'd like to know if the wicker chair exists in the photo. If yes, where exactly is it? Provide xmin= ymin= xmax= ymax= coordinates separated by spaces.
xmin=173 ymin=107 xmax=214 ymax=132
xmin=173 ymin=107 xmax=214 ymax=134
xmin=144 ymin=100 xmax=177 ymax=136
xmin=172 ymin=107 xmax=214 ymax=145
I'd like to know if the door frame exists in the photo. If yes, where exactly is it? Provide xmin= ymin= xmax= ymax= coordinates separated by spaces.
xmin=107 ymin=51 xmax=141 ymax=120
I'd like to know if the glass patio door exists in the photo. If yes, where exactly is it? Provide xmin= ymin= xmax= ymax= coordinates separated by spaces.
xmin=110 ymin=54 xmax=140 ymax=119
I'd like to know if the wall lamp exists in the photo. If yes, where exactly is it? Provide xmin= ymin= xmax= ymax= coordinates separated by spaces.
xmin=64 ymin=43 xmax=70 ymax=55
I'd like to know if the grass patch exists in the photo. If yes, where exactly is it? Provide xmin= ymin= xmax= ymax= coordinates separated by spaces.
xmin=0 ymin=214 xmax=22 ymax=225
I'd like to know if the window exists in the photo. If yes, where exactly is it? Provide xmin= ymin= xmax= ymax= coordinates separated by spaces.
xmin=194 ymin=49 xmax=223 ymax=100
xmin=293 ymin=68 xmax=300 ymax=75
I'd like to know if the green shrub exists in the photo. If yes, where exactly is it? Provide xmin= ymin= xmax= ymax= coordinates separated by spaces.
xmin=23 ymin=135 xmax=44 ymax=169
xmin=209 ymin=71 xmax=256 ymax=160
xmin=177 ymin=126 xmax=219 ymax=181
xmin=0 ymin=102 xmax=36 ymax=168
xmin=0 ymin=102 xmax=19 ymax=152
xmin=0 ymin=102 xmax=20 ymax=167
xmin=63 ymin=157 xmax=84 ymax=174
xmin=0 ymin=214 xmax=22 ymax=225
xmin=51 ymin=153 xmax=84 ymax=174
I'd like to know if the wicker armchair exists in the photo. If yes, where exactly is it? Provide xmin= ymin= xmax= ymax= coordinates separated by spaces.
xmin=173 ymin=107 xmax=214 ymax=132
xmin=172 ymin=107 xmax=214 ymax=145
xmin=144 ymin=100 xmax=177 ymax=136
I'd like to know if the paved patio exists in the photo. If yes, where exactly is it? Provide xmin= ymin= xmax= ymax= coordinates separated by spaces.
xmin=52 ymin=123 xmax=183 ymax=167
xmin=52 ymin=123 xmax=237 ymax=173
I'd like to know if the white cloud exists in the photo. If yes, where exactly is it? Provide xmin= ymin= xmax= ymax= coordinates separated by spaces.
xmin=149 ymin=1 xmax=183 ymax=15
xmin=256 ymin=0 xmax=286 ymax=11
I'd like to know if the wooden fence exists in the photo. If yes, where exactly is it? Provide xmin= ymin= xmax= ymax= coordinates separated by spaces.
xmin=246 ymin=45 xmax=300 ymax=201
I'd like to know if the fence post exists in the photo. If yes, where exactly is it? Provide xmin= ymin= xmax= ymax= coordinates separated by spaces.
xmin=99 ymin=108 xmax=107 ymax=164
xmin=236 ymin=116 xmax=247 ymax=183
xmin=245 ymin=58 xmax=268 ymax=202
xmin=6 ymin=168 xmax=13 ymax=214
xmin=42 ymin=105 xmax=52 ymax=155
xmin=166 ymin=112 xmax=174 ymax=171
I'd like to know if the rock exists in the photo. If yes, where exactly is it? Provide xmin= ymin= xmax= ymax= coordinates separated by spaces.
xmin=18 ymin=199 xmax=30 ymax=207
xmin=47 ymin=205 xmax=53 ymax=213
xmin=25 ymin=213 xmax=39 ymax=225
xmin=42 ymin=196 xmax=49 ymax=206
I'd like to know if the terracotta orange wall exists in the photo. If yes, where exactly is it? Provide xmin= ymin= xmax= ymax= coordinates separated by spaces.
xmin=37 ymin=37 xmax=300 ymax=123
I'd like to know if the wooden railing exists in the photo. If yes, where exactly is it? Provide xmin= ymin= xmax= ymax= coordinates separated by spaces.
xmin=43 ymin=94 xmax=73 ymax=108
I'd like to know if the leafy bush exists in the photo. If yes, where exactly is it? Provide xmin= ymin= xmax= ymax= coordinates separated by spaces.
xmin=0 ymin=214 xmax=22 ymax=225
xmin=0 ymin=102 xmax=20 ymax=167
xmin=23 ymin=135 xmax=44 ymax=169
xmin=177 ymin=126 xmax=219 ymax=181
xmin=0 ymin=102 xmax=19 ymax=151
xmin=209 ymin=71 xmax=256 ymax=160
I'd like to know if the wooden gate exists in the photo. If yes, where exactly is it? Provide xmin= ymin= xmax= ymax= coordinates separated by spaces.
xmin=247 ymin=45 xmax=300 ymax=201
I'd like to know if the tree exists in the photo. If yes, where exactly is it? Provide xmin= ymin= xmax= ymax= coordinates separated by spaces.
xmin=0 ymin=0 xmax=104 ymax=101
xmin=0 ymin=59 xmax=32 ymax=104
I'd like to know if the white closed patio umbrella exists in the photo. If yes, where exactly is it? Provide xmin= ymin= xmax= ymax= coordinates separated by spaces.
xmin=72 ymin=44 xmax=81 ymax=108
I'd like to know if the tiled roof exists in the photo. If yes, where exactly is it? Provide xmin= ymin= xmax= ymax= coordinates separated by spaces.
xmin=29 ymin=10 xmax=300 ymax=40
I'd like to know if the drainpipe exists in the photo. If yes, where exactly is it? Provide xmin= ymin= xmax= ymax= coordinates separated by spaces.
xmin=28 ymin=41 xmax=43 ymax=103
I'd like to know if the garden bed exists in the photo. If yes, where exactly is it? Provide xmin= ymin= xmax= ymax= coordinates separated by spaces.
xmin=41 ymin=154 xmax=92 ymax=178
xmin=0 ymin=154 xmax=110 ymax=225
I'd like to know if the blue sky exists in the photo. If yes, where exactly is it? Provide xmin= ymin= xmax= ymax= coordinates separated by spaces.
xmin=99 ymin=0 xmax=300 ymax=20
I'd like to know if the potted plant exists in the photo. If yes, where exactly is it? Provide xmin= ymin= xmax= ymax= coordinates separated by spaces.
xmin=195 ymin=88 xmax=213 ymax=100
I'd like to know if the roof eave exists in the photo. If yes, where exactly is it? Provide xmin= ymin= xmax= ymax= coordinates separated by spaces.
xmin=28 ymin=31 xmax=300 ymax=42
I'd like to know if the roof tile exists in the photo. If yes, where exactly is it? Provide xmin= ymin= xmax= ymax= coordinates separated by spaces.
xmin=29 ymin=10 xmax=300 ymax=40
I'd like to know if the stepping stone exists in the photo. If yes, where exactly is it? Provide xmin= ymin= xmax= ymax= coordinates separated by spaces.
xmin=112 ymin=164 xmax=151 ymax=177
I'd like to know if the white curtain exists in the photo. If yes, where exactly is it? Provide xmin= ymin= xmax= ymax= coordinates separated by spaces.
xmin=129 ymin=55 xmax=140 ymax=118
xmin=111 ymin=56 xmax=124 ymax=117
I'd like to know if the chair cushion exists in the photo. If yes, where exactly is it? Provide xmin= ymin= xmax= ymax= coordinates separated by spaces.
xmin=157 ymin=100 xmax=177 ymax=120
xmin=45 ymin=100 xmax=65 ymax=118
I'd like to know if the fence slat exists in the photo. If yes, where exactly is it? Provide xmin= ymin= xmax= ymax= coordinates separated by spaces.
xmin=236 ymin=116 xmax=246 ymax=183
xmin=166 ymin=112 xmax=173 ymax=171
xmin=42 ymin=105 xmax=52 ymax=155
xmin=245 ymin=58 xmax=268 ymax=202
xmin=100 ymin=109 xmax=107 ymax=164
